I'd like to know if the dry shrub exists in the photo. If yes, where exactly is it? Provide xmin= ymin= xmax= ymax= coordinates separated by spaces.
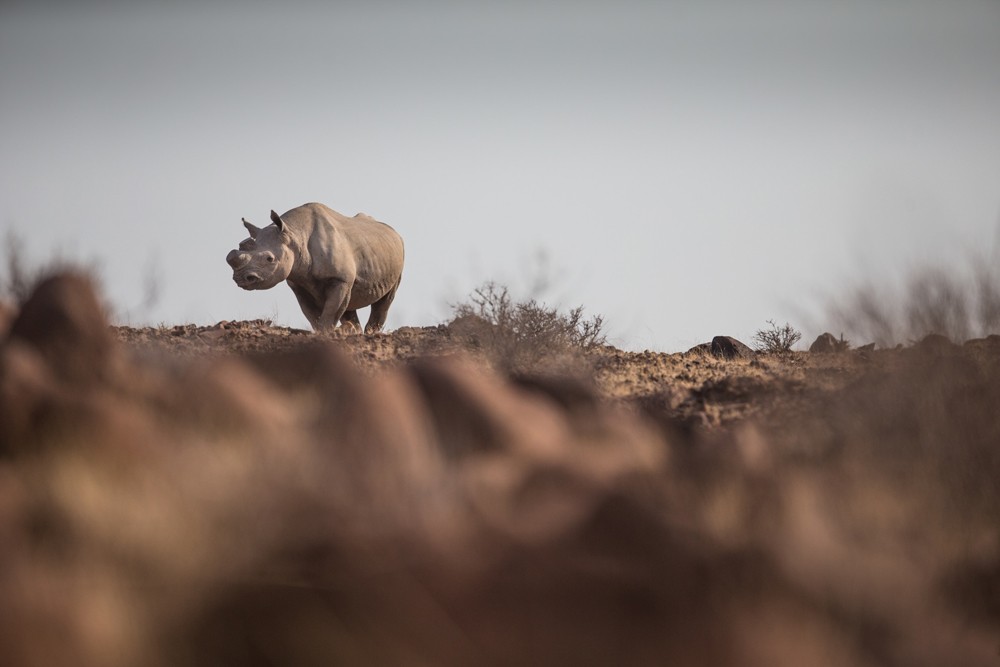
xmin=752 ymin=319 xmax=802 ymax=353
xmin=830 ymin=258 xmax=1000 ymax=347
xmin=826 ymin=344 xmax=1000 ymax=516
xmin=1 ymin=232 xmax=158 ymax=325
xmin=450 ymin=280 xmax=606 ymax=373
xmin=1 ymin=232 xmax=110 ymax=329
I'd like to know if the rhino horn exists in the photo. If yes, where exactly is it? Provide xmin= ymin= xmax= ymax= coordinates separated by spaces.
xmin=270 ymin=209 xmax=285 ymax=232
xmin=226 ymin=249 xmax=249 ymax=269
xmin=242 ymin=218 xmax=260 ymax=239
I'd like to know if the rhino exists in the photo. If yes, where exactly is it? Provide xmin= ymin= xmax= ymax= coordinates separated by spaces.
xmin=226 ymin=202 xmax=404 ymax=333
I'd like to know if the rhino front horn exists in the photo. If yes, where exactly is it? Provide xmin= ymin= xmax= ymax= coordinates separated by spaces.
xmin=226 ymin=249 xmax=249 ymax=269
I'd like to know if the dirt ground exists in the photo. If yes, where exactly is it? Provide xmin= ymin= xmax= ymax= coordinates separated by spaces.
xmin=111 ymin=318 xmax=905 ymax=430
xmin=3 ymin=277 xmax=999 ymax=666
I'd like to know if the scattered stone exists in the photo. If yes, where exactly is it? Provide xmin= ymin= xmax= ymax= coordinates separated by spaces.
xmin=856 ymin=343 xmax=876 ymax=352
xmin=710 ymin=336 xmax=754 ymax=360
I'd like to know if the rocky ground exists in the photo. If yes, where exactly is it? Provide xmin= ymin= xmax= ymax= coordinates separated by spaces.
xmin=111 ymin=317 xmax=979 ymax=431
xmin=3 ymin=274 xmax=1000 ymax=666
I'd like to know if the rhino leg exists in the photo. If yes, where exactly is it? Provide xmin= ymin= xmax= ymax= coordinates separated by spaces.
xmin=318 ymin=281 xmax=352 ymax=330
xmin=289 ymin=285 xmax=322 ymax=330
xmin=365 ymin=279 xmax=400 ymax=334
xmin=340 ymin=310 xmax=361 ymax=333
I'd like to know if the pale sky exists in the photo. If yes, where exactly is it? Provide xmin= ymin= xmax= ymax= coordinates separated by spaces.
xmin=2 ymin=0 xmax=999 ymax=351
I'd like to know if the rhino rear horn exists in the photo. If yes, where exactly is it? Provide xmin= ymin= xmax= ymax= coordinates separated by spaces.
xmin=242 ymin=218 xmax=260 ymax=239
xmin=270 ymin=210 xmax=285 ymax=232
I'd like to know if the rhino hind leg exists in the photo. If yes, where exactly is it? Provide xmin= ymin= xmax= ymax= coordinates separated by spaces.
xmin=340 ymin=310 xmax=361 ymax=333
xmin=365 ymin=280 xmax=400 ymax=334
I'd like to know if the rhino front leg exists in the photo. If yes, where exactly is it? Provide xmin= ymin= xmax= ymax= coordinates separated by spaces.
xmin=318 ymin=281 xmax=352 ymax=331
xmin=289 ymin=284 xmax=322 ymax=330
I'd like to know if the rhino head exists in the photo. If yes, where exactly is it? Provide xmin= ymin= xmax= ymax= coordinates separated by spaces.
xmin=226 ymin=210 xmax=295 ymax=290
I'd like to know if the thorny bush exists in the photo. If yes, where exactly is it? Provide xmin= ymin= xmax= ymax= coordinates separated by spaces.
xmin=450 ymin=281 xmax=606 ymax=373
xmin=753 ymin=319 xmax=802 ymax=354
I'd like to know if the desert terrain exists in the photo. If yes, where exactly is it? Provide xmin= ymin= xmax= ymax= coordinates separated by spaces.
xmin=2 ymin=273 xmax=999 ymax=666
xmin=113 ymin=316 xmax=869 ymax=431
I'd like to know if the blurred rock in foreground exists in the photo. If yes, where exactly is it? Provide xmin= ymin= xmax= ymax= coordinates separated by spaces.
xmin=1 ymin=273 xmax=998 ymax=666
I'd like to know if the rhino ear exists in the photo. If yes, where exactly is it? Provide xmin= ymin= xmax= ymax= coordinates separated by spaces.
xmin=242 ymin=217 xmax=260 ymax=239
xmin=270 ymin=209 xmax=285 ymax=232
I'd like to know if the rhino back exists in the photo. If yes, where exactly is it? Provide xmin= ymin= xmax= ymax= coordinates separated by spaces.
xmin=339 ymin=215 xmax=404 ymax=307
xmin=285 ymin=203 xmax=404 ymax=306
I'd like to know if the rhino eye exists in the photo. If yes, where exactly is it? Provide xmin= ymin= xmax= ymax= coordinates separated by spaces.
xmin=265 ymin=255 xmax=275 ymax=263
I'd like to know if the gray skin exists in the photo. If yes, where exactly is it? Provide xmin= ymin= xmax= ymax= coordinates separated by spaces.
xmin=226 ymin=203 xmax=404 ymax=333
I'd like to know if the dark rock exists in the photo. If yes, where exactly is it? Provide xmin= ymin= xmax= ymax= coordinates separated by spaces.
xmin=856 ymin=343 xmax=876 ymax=352
xmin=809 ymin=333 xmax=839 ymax=353
xmin=710 ymin=336 xmax=754 ymax=360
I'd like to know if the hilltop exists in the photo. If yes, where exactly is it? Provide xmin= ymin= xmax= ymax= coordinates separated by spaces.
xmin=113 ymin=317 xmax=884 ymax=430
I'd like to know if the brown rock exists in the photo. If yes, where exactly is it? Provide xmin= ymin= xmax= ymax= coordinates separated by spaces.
xmin=8 ymin=273 xmax=114 ymax=384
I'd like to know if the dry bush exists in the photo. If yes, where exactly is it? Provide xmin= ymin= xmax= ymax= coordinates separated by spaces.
xmin=1 ymin=232 xmax=159 ymax=325
xmin=829 ymin=258 xmax=1000 ymax=347
xmin=450 ymin=280 xmax=606 ymax=373
xmin=1 ymin=231 xmax=99 ymax=306
xmin=752 ymin=319 xmax=802 ymax=353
